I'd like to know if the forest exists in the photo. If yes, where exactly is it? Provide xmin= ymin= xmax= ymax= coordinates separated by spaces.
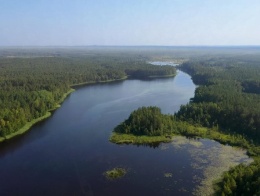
xmin=177 ymin=58 xmax=260 ymax=144
xmin=114 ymin=106 xmax=176 ymax=136
xmin=215 ymin=159 xmax=260 ymax=195
xmin=176 ymin=57 xmax=260 ymax=196
xmin=0 ymin=51 xmax=176 ymax=140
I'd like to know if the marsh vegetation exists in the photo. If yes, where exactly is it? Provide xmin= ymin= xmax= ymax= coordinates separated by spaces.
xmin=104 ymin=167 xmax=127 ymax=180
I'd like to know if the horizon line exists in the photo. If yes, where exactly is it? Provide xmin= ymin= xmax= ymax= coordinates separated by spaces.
xmin=1 ymin=45 xmax=260 ymax=48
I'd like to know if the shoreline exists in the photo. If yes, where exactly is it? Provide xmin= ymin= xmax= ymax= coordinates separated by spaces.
xmin=110 ymin=125 xmax=259 ymax=195
xmin=110 ymin=123 xmax=259 ymax=159
xmin=0 ymin=74 xmax=174 ymax=143
xmin=0 ymin=112 xmax=52 ymax=142
xmin=110 ymin=133 xmax=175 ymax=144
xmin=0 ymin=76 xmax=128 ymax=143
xmin=148 ymin=73 xmax=177 ymax=78
xmin=0 ymin=72 xmax=177 ymax=143
xmin=70 ymin=76 xmax=128 ymax=88
xmin=0 ymin=88 xmax=75 ymax=143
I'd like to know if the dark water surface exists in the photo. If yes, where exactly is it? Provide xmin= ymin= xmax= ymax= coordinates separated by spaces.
xmin=0 ymin=71 xmax=250 ymax=196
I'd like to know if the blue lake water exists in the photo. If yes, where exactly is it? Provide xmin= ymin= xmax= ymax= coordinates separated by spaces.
xmin=148 ymin=61 xmax=179 ymax=66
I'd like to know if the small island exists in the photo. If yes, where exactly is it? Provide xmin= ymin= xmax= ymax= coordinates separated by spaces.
xmin=104 ymin=167 xmax=127 ymax=180
xmin=110 ymin=106 xmax=204 ymax=146
xmin=110 ymin=106 xmax=183 ymax=144
xmin=110 ymin=106 xmax=216 ymax=145
xmin=110 ymin=106 xmax=260 ymax=154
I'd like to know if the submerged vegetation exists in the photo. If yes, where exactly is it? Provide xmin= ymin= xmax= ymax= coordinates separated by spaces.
xmin=168 ymin=136 xmax=253 ymax=195
xmin=164 ymin=173 xmax=173 ymax=178
xmin=104 ymin=167 xmax=127 ymax=180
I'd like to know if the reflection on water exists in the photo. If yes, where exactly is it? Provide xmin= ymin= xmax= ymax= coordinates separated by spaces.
xmin=148 ymin=61 xmax=179 ymax=66
xmin=122 ymin=142 xmax=161 ymax=149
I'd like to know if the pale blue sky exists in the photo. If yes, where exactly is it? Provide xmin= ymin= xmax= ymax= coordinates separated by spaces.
xmin=1 ymin=0 xmax=260 ymax=46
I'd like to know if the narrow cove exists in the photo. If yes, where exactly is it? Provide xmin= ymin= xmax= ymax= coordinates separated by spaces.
xmin=0 ymin=71 xmax=252 ymax=195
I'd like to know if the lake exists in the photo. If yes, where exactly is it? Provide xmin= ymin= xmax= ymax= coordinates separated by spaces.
xmin=0 ymin=71 xmax=251 ymax=195
xmin=148 ymin=61 xmax=179 ymax=66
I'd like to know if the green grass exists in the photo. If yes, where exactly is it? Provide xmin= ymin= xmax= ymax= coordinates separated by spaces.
xmin=0 ymin=88 xmax=75 ymax=142
xmin=104 ymin=167 xmax=127 ymax=180
xmin=110 ymin=121 xmax=260 ymax=157
xmin=164 ymin=173 xmax=173 ymax=178
xmin=0 ymin=112 xmax=52 ymax=141
xmin=0 ymin=78 xmax=128 ymax=143
xmin=110 ymin=133 xmax=174 ymax=144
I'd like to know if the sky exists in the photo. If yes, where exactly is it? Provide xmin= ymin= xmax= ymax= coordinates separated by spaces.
xmin=1 ymin=0 xmax=260 ymax=46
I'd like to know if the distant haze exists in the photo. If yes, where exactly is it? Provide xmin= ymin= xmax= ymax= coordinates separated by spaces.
xmin=1 ymin=0 xmax=260 ymax=46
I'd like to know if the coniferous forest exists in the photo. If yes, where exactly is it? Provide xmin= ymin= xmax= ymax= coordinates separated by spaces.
xmin=177 ymin=59 xmax=260 ymax=143
xmin=176 ymin=57 xmax=260 ymax=196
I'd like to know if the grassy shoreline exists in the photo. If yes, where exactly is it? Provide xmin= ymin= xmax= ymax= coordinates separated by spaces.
xmin=0 ymin=112 xmax=52 ymax=142
xmin=0 ymin=77 xmax=127 ymax=143
xmin=0 ymin=88 xmax=75 ymax=143
xmin=0 ymin=74 xmax=176 ymax=143
xmin=110 ymin=125 xmax=259 ymax=195
xmin=110 ymin=133 xmax=175 ymax=144
xmin=110 ymin=126 xmax=260 ymax=158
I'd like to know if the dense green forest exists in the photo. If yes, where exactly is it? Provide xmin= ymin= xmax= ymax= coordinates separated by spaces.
xmin=0 ymin=52 xmax=176 ymax=139
xmin=177 ymin=59 xmax=260 ymax=144
xmin=114 ymin=106 xmax=175 ymax=136
xmin=215 ymin=160 xmax=260 ymax=196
